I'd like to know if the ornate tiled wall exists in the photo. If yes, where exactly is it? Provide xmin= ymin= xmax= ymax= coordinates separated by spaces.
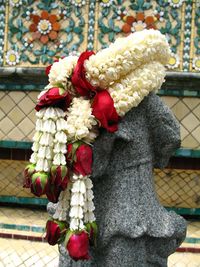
xmin=0 ymin=0 xmax=199 ymax=72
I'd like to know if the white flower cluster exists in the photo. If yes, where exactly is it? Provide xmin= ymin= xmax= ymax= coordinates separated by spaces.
xmin=69 ymin=174 xmax=95 ymax=231
xmin=65 ymin=97 xmax=97 ymax=141
xmin=84 ymin=177 xmax=95 ymax=223
xmin=53 ymin=186 xmax=71 ymax=221
xmin=48 ymin=56 xmax=78 ymax=87
xmin=109 ymin=61 xmax=166 ymax=116
xmin=30 ymin=107 xmax=67 ymax=172
xmin=85 ymin=29 xmax=171 ymax=88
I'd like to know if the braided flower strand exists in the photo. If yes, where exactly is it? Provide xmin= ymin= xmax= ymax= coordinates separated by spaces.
xmin=23 ymin=29 xmax=171 ymax=261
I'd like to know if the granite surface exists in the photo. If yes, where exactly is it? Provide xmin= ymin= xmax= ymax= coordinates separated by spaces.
xmin=48 ymin=92 xmax=186 ymax=267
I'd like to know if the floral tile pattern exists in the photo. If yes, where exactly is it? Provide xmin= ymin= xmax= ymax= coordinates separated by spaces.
xmin=95 ymin=0 xmax=199 ymax=72
xmin=0 ymin=0 xmax=199 ymax=71
xmin=2 ymin=0 xmax=89 ymax=67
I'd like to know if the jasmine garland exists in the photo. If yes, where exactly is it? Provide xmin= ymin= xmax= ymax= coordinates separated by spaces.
xmin=24 ymin=29 xmax=171 ymax=261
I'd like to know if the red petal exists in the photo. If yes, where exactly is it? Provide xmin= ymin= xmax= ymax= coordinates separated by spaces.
xmin=71 ymin=51 xmax=96 ymax=97
xmin=92 ymin=90 xmax=119 ymax=132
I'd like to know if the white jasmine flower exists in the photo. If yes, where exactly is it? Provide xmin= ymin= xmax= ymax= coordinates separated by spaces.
xmin=53 ymin=153 xmax=66 ymax=166
xmin=53 ymin=143 xmax=67 ymax=154
xmin=30 ymin=152 xmax=37 ymax=164
xmin=66 ymin=98 xmax=97 ymax=141
xmin=48 ymin=56 xmax=78 ymax=86
xmin=39 ymin=132 xmax=54 ymax=146
xmin=43 ymin=119 xmax=56 ymax=133
xmin=71 ymin=193 xmax=84 ymax=206
xmin=85 ymin=30 xmax=170 ymax=88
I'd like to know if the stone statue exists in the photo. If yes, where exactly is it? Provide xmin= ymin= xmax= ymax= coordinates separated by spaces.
xmin=48 ymin=92 xmax=186 ymax=267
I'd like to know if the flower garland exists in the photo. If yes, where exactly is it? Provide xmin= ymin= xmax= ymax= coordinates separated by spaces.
xmin=23 ymin=29 xmax=170 ymax=261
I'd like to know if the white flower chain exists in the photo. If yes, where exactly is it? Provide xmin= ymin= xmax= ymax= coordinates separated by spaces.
xmin=48 ymin=56 xmax=78 ymax=87
xmin=84 ymin=177 xmax=96 ymax=223
xmin=69 ymin=174 xmax=87 ymax=230
xmin=30 ymin=107 xmax=67 ymax=172
xmin=53 ymin=185 xmax=72 ymax=221
xmin=85 ymin=29 xmax=170 ymax=88
xmin=109 ymin=61 xmax=166 ymax=116
xmin=65 ymin=97 xmax=97 ymax=142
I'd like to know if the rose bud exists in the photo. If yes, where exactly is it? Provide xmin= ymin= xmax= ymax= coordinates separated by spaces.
xmin=23 ymin=164 xmax=35 ymax=188
xmin=86 ymin=222 xmax=98 ymax=247
xmin=92 ymin=90 xmax=120 ymax=133
xmin=71 ymin=51 xmax=96 ymax=97
xmin=35 ymin=87 xmax=71 ymax=111
xmin=50 ymin=165 xmax=70 ymax=190
xmin=45 ymin=219 xmax=66 ymax=245
xmin=65 ymin=230 xmax=90 ymax=261
xmin=67 ymin=143 xmax=92 ymax=176
xmin=30 ymin=172 xmax=48 ymax=197
xmin=45 ymin=182 xmax=62 ymax=203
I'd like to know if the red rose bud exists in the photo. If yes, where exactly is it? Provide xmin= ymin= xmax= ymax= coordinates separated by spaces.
xmin=71 ymin=51 xmax=96 ymax=97
xmin=92 ymin=90 xmax=120 ymax=133
xmin=23 ymin=164 xmax=35 ymax=188
xmin=50 ymin=165 xmax=70 ymax=190
xmin=35 ymin=87 xmax=71 ymax=111
xmin=46 ymin=219 xmax=66 ymax=245
xmin=31 ymin=172 xmax=48 ymax=197
xmin=86 ymin=222 xmax=98 ymax=247
xmin=66 ymin=231 xmax=90 ymax=261
xmin=46 ymin=182 xmax=62 ymax=203
xmin=74 ymin=144 xmax=92 ymax=176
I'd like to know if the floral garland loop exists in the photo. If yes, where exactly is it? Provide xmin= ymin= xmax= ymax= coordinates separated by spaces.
xmin=23 ymin=29 xmax=170 ymax=261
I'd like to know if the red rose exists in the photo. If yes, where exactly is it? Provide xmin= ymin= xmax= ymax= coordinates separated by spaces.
xmin=23 ymin=164 xmax=35 ymax=188
xmin=50 ymin=165 xmax=70 ymax=191
xmin=67 ymin=143 xmax=92 ymax=176
xmin=46 ymin=219 xmax=66 ymax=245
xmin=35 ymin=87 xmax=71 ymax=111
xmin=71 ymin=51 xmax=96 ymax=97
xmin=66 ymin=231 xmax=90 ymax=261
xmin=92 ymin=90 xmax=120 ymax=132
xmin=45 ymin=182 xmax=62 ymax=203
xmin=30 ymin=172 xmax=48 ymax=197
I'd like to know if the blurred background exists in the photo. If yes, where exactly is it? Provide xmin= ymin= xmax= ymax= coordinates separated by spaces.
xmin=0 ymin=0 xmax=199 ymax=266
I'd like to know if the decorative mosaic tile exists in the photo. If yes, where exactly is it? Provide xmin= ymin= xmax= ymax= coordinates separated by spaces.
xmin=2 ymin=0 xmax=89 ymax=67
xmin=94 ymin=0 xmax=185 ymax=71
xmin=0 ymin=0 xmax=199 ymax=72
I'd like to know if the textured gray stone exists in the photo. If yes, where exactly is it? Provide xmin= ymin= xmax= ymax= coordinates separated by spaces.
xmin=51 ymin=92 xmax=186 ymax=267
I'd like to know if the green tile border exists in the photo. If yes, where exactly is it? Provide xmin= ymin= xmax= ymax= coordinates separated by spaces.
xmin=0 ymin=223 xmax=45 ymax=233
xmin=0 ymin=84 xmax=44 ymax=91
xmin=166 ymin=207 xmax=200 ymax=216
xmin=0 ymin=140 xmax=32 ymax=149
xmin=184 ymin=237 xmax=200 ymax=244
xmin=158 ymin=89 xmax=200 ymax=97
xmin=0 ymin=196 xmax=48 ymax=206
xmin=1 ymin=141 xmax=200 ymax=158
xmin=174 ymin=148 xmax=200 ymax=158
